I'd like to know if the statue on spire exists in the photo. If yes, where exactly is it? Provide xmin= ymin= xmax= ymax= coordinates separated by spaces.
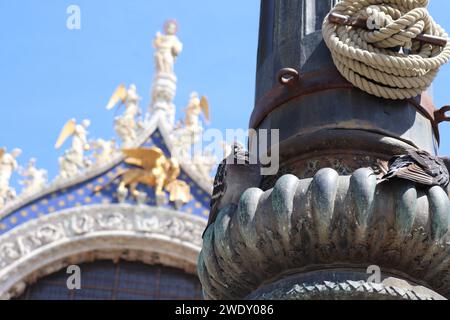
xmin=149 ymin=20 xmax=183 ymax=129
xmin=153 ymin=20 xmax=183 ymax=75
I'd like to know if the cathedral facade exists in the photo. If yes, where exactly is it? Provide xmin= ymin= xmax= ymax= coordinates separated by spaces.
xmin=0 ymin=20 xmax=213 ymax=300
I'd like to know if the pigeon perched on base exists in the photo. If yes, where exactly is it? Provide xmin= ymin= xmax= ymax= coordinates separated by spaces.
xmin=382 ymin=149 xmax=450 ymax=189
xmin=203 ymin=143 xmax=261 ymax=238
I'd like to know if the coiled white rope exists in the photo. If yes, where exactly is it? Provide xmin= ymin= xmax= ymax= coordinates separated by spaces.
xmin=323 ymin=0 xmax=450 ymax=100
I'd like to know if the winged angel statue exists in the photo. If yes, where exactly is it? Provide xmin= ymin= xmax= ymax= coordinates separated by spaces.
xmin=96 ymin=147 xmax=191 ymax=207
xmin=172 ymin=92 xmax=210 ymax=160
xmin=184 ymin=92 xmax=210 ymax=129
xmin=106 ymin=84 xmax=143 ymax=146
xmin=55 ymin=119 xmax=91 ymax=179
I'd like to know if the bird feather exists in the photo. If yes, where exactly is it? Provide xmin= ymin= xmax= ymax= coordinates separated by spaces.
xmin=393 ymin=164 xmax=435 ymax=185
xmin=208 ymin=160 xmax=227 ymax=228
xmin=383 ymin=149 xmax=449 ymax=188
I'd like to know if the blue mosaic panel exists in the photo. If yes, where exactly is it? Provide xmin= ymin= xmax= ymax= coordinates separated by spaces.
xmin=0 ymin=130 xmax=211 ymax=235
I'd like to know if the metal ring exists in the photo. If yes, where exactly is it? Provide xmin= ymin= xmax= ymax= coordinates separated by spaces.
xmin=435 ymin=105 xmax=450 ymax=124
xmin=277 ymin=68 xmax=300 ymax=86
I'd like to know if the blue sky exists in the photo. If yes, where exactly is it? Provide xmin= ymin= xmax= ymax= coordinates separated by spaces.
xmin=0 ymin=0 xmax=449 ymax=182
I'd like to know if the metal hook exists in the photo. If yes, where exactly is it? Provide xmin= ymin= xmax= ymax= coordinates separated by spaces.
xmin=277 ymin=68 xmax=300 ymax=86
xmin=328 ymin=12 xmax=448 ymax=47
xmin=435 ymin=105 xmax=450 ymax=124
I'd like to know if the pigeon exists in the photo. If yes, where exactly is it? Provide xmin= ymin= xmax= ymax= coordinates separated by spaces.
xmin=382 ymin=149 xmax=450 ymax=189
xmin=203 ymin=143 xmax=261 ymax=238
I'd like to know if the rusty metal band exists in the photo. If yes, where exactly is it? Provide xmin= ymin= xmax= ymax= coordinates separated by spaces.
xmin=250 ymin=68 xmax=442 ymax=143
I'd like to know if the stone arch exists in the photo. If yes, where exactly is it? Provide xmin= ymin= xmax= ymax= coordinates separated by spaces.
xmin=0 ymin=204 xmax=206 ymax=299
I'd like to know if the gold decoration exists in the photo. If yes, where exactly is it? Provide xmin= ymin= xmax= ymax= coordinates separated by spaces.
xmin=96 ymin=147 xmax=191 ymax=204
xmin=200 ymin=96 xmax=210 ymax=123
xmin=165 ymin=180 xmax=191 ymax=205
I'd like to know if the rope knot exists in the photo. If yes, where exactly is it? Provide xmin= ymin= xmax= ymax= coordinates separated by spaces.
xmin=366 ymin=6 xmax=390 ymax=30
xmin=323 ymin=0 xmax=450 ymax=100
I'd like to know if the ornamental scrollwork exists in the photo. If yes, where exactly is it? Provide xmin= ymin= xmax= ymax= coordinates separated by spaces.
xmin=0 ymin=204 xmax=205 ymax=274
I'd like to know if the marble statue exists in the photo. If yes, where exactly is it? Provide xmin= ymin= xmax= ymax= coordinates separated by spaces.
xmin=18 ymin=158 xmax=48 ymax=195
xmin=184 ymin=92 xmax=209 ymax=129
xmin=148 ymin=21 xmax=183 ymax=130
xmin=153 ymin=20 xmax=183 ymax=75
xmin=171 ymin=92 xmax=210 ymax=162
xmin=55 ymin=119 xmax=91 ymax=180
xmin=106 ymin=84 xmax=143 ymax=146
xmin=91 ymin=138 xmax=117 ymax=165
xmin=0 ymin=148 xmax=22 ymax=208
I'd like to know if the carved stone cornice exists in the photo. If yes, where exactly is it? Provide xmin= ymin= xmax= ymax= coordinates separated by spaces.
xmin=0 ymin=203 xmax=206 ymax=299
xmin=198 ymin=168 xmax=450 ymax=300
